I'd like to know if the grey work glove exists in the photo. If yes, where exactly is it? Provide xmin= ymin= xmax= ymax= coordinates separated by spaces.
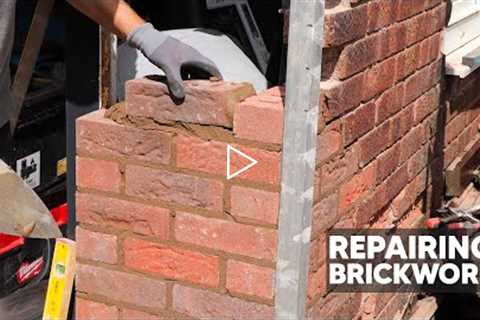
xmin=127 ymin=23 xmax=222 ymax=99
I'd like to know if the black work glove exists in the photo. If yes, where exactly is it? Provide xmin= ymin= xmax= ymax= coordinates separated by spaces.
xmin=127 ymin=23 xmax=222 ymax=99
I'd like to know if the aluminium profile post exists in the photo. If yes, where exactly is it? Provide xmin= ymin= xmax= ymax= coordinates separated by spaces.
xmin=274 ymin=0 xmax=325 ymax=319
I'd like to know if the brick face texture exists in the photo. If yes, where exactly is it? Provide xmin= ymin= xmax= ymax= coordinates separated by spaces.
xmin=310 ymin=0 xmax=451 ymax=319
xmin=76 ymin=79 xmax=281 ymax=318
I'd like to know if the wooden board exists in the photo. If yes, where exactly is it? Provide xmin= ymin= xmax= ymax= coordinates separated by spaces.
xmin=446 ymin=135 xmax=480 ymax=197
xmin=10 ymin=0 xmax=55 ymax=132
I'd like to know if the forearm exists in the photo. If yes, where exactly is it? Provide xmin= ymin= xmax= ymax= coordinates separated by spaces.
xmin=67 ymin=0 xmax=145 ymax=39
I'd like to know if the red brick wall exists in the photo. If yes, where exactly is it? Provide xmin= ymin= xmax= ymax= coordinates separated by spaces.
xmin=75 ymin=1 xmax=480 ymax=318
xmin=308 ymin=0 xmax=448 ymax=319
xmin=75 ymin=80 xmax=284 ymax=319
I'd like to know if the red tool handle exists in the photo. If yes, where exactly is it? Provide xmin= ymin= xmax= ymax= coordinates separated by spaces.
xmin=425 ymin=218 xmax=442 ymax=229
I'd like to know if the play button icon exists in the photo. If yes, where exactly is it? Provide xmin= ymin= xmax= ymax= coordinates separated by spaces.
xmin=227 ymin=145 xmax=258 ymax=180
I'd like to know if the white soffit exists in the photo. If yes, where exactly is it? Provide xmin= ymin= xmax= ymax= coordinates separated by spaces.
xmin=444 ymin=0 xmax=480 ymax=78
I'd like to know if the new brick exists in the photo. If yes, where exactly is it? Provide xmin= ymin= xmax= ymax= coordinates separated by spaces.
xmin=226 ymin=261 xmax=274 ymax=299
xmin=125 ymin=166 xmax=223 ymax=211
xmin=76 ymin=299 xmax=119 ymax=320
xmin=176 ymin=136 xmax=281 ymax=185
xmin=175 ymin=212 xmax=277 ymax=260
xmin=173 ymin=285 xmax=273 ymax=319
xmin=76 ymin=157 xmax=121 ymax=193
xmin=76 ymin=193 xmax=170 ymax=239
xmin=230 ymin=186 xmax=279 ymax=225
xmin=339 ymin=163 xmax=376 ymax=213
xmin=77 ymin=264 xmax=167 ymax=309
xmin=234 ymin=92 xmax=284 ymax=144
xmin=125 ymin=79 xmax=255 ymax=128
xmin=76 ymin=227 xmax=117 ymax=264
xmin=77 ymin=110 xmax=172 ymax=165
xmin=324 ymin=5 xmax=368 ymax=47
xmin=124 ymin=238 xmax=220 ymax=287
xmin=344 ymin=102 xmax=375 ymax=145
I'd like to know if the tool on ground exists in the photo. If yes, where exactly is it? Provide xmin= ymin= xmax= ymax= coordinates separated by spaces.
xmin=10 ymin=0 xmax=55 ymax=134
xmin=0 ymin=159 xmax=62 ymax=239
xmin=426 ymin=204 xmax=480 ymax=229
xmin=42 ymin=238 xmax=76 ymax=320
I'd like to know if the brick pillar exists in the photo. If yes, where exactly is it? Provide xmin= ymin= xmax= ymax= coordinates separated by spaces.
xmin=75 ymin=79 xmax=284 ymax=319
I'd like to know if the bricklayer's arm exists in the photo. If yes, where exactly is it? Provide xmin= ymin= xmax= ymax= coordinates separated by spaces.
xmin=66 ymin=0 xmax=221 ymax=99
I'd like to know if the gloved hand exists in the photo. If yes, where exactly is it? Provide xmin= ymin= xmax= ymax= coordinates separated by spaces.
xmin=127 ymin=23 xmax=222 ymax=99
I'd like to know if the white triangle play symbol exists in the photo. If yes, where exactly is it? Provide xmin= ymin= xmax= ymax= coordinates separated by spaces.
xmin=227 ymin=145 xmax=258 ymax=180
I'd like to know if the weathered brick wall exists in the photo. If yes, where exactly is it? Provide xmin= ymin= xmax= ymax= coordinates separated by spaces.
xmin=308 ymin=0 xmax=448 ymax=319
xmin=75 ymin=79 xmax=284 ymax=319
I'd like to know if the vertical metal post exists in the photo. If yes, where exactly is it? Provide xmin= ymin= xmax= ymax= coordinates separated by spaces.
xmin=274 ymin=1 xmax=325 ymax=319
